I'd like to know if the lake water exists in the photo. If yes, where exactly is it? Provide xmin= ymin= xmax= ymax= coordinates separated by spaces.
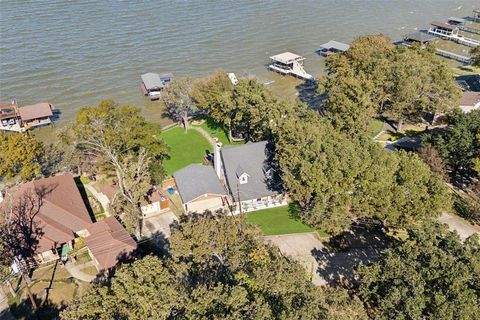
xmin=1 ymin=0 xmax=478 ymax=128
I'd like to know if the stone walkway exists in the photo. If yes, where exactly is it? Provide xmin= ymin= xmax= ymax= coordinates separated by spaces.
xmin=65 ymin=261 xmax=95 ymax=282
xmin=84 ymin=184 xmax=111 ymax=217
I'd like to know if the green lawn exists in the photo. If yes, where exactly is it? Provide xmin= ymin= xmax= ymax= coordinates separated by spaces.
xmin=368 ymin=118 xmax=384 ymax=138
xmin=194 ymin=117 xmax=244 ymax=146
xmin=246 ymin=204 xmax=314 ymax=236
xmin=161 ymin=126 xmax=212 ymax=175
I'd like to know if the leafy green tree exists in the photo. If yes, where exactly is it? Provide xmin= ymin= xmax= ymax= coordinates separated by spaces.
xmin=61 ymin=256 xmax=179 ymax=320
xmin=385 ymin=46 xmax=461 ymax=131
xmin=192 ymin=71 xmax=235 ymax=140
xmin=429 ymin=110 xmax=480 ymax=177
xmin=357 ymin=223 xmax=480 ymax=320
xmin=0 ymin=133 xmax=45 ymax=182
xmin=161 ymin=78 xmax=197 ymax=132
xmin=232 ymin=78 xmax=278 ymax=141
xmin=320 ymin=35 xmax=460 ymax=133
xmin=417 ymin=143 xmax=447 ymax=179
xmin=320 ymin=35 xmax=394 ymax=135
xmin=66 ymin=100 xmax=168 ymax=236
xmin=274 ymin=113 xmax=449 ymax=234
xmin=471 ymin=46 xmax=480 ymax=67
xmin=62 ymin=214 xmax=367 ymax=320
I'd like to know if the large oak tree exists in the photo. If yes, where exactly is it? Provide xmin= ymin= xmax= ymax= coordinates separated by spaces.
xmin=357 ymin=223 xmax=480 ymax=320
xmin=61 ymin=213 xmax=367 ymax=320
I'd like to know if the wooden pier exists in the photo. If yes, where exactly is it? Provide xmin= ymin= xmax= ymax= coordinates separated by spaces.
xmin=435 ymin=49 xmax=471 ymax=63
xmin=459 ymin=25 xmax=480 ymax=35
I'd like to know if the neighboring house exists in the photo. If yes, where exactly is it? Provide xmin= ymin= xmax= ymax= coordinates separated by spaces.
xmin=215 ymin=141 xmax=288 ymax=213
xmin=0 ymin=174 xmax=93 ymax=263
xmin=0 ymin=102 xmax=53 ymax=132
xmin=173 ymin=164 xmax=228 ymax=213
xmin=459 ymin=91 xmax=480 ymax=113
xmin=84 ymin=217 xmax=137 ymax=271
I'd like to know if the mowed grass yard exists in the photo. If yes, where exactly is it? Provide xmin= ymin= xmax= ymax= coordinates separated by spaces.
xmin=161 ymin=126 xmax=212 ymax=175
xmin=246 ymin=205 xmax=314 ymax=236
xmin=194 ymin=117 xmax=244 ymax=146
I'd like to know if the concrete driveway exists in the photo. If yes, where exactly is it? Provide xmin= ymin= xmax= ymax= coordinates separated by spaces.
xmin=439 ymin=212 xmax=479 ymax=240
xmin=265 ymin=229 xmax=385 ymax=287
xmin=143 ymin=211 xmax=179 ymax=252
xmin=265 ymin=233 xmax=327 ymax=286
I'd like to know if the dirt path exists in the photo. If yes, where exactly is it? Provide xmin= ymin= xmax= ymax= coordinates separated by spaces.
xmin=191 ymin=126 xmax=216 ymax=147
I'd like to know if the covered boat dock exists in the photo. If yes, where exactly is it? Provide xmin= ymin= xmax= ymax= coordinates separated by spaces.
xmin=141 ymin=72 xmax=173 ymax=100
xmin=317 ymin=40 xmax=350 ymax=56
xmin=268 ymin=52 xmax=313 ymax=80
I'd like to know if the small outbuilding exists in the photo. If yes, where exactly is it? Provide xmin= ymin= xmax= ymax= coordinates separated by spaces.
xmin=173 ymin=164 xmax=227 ymax=213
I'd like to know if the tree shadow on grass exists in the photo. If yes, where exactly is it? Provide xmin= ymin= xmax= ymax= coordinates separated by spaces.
xmin=9 ymin=292 xmax=68 ymax=320
xmin=287 ymin=203 xmax=302 ymax=221
xmin=295 ymin=80 xmax=326 ymax=112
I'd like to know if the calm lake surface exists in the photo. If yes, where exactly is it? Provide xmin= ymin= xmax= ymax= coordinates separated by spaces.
xmin=0 ymin=0 xmax=478 ymax=129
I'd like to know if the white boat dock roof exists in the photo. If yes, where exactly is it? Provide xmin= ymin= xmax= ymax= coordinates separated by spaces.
xmin=269 ymin=52 xmax=305 ymax=64
xmin=141 ymin=73 xmax=164 ymax=90
xmin=318 ymin=40 xmax=350 ymax=52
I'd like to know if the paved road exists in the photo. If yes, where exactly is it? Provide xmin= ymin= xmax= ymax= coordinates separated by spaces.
xmin=439 ymin=212 xmax=479 ymax=241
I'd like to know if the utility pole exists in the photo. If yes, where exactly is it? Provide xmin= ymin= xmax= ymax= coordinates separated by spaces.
xmin=236 ymin=183 xmax=242 ymax=214
xmin=15 ymin=257 xmax=37 ymax=311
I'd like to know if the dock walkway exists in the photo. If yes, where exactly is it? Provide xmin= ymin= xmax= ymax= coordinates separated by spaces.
xmin=459 ymin=24 xmax=480 ymax=35
xmin=436 ymin=49 xmax=471 ymax=63
xmin=428 ymin=30 xmax=479 ymax=47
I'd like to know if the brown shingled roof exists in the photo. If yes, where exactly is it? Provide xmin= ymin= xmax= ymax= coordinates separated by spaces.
xmin=0 ymin=103 xmax=19 ymax=120
xmin=2 ymin=174 xmax=93 ymax=253
xmin=431 ymin=21 xmax=456 ymax=31
xmin=18 ymin=103 xmax=53 ymax=121
xmin=85 ymin=217 xmax=137 ymax=270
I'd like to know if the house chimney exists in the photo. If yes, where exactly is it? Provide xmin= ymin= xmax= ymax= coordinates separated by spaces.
xmin=214 ymin=140 xmax=223 ymax=179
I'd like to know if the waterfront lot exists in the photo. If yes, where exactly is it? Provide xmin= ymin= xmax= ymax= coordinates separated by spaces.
xmin=161 ymin=126 xmax=212 ymax=175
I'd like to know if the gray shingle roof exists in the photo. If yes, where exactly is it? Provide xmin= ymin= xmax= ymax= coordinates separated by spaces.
xmin=173 ymin=164 xmax=226 ymax=203
xmin=404 ymin=31 xmax=437 ymax=43
xmin=141 ymin=73 xmax=163 ymax=91
xmin=221 ymin=141 xmax=278 ymax=202
xmin=318 ymin=40 xmax=350 ymax=52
